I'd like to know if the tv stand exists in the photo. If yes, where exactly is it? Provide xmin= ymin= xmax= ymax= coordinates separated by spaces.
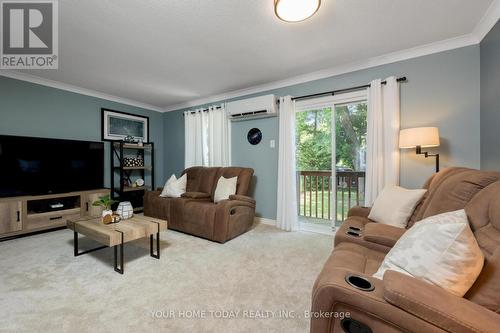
xmin=0 ymin=189 xmax=109 ymax=240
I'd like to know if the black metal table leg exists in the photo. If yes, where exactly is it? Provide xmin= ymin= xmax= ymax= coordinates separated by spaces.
xmin=150 ymin=222 xmax=160 ymax=259
xmin=114 ymin=231 xmax=124 ymax=274
xmin=74 ymin=231 xmax=78 ymax=257
xmin=74 ymin=231 xmax=108 ymax=256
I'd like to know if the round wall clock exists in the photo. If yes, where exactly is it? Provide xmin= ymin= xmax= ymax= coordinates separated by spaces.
xmin=247 ymin=128 xmax=262 ymax=145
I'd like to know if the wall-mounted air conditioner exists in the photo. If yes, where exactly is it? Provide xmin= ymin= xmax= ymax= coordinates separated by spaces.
xmin=226 ymin=94 xmax=278 ymax=121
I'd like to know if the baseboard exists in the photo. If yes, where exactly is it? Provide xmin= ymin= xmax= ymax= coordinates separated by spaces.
xmin=299 ymin=223 xmax=335 ymax=236
xmin=254 ymin=217 xmax=335 ymax=236
xmin=253 ymin=217 xmax=276 ymax=226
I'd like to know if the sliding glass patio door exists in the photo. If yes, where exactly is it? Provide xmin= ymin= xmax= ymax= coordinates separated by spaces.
xmin=295 ymin=91 xmax=368 ymax=233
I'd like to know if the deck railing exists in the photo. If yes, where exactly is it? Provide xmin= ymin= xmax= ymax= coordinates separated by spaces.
xmin=298 ymin=170 xmax=366 ymax=222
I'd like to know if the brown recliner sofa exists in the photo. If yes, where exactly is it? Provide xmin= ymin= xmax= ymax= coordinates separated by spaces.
xmin=311 ymin=168 xmax=500 ymax=332
xmin=335 ymin=167 xmax=500 ymax=253
xmin=144 ymin=166 xmax=255 ymax=243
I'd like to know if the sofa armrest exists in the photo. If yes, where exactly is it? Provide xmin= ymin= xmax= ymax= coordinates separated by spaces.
xmin=181 ymin=192 xmax=211 ymax=199
xmin=213 ymin=197 xmax=256 ymax=243
xmin=363 ymin=222 xmax=405 ymax=248
xmin=229 ymin=194 xmax=256 ymax=205
xmin=347 ymin=206 xmax=371 ymax=218
xmin=383 ymin=270 xmax=500 ymax=333
xmin=218 ymin=198 xmax=255 ymax=209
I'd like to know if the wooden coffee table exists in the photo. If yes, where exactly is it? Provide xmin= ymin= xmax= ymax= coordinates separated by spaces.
xmin=67 ymin=215 xmax=168 ymax=274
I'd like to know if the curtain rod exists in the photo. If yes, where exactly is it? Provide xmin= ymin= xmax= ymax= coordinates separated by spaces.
xmin=182 ymin=76 xmax=407 ymax=114
xmin=291 ymin=76 xmax=407 ymax=102
xmin=184 ymin=106 xmax=222 ymax=116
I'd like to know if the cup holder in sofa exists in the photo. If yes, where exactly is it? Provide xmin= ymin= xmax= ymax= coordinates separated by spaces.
xmin=345 ymin=274 xmax=375 ymax=292
xmin=341 ymin=318 xmax=373 ymax=333
xmin=345 ymin=230 xmax=361 ymax=237
xmin=348 ymin=226 xmax=361 ymax=232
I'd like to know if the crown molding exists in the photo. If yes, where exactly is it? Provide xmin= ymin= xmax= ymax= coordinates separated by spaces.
xmin=0 ymin=70 xmax=165 ymax=113
xmin=162 ymin=33 xmax=478 ymax=112
xmin=163 ymin=2 xmax=500 ymax=113
xmin=472 ymin=0 xmax=500 ymax=42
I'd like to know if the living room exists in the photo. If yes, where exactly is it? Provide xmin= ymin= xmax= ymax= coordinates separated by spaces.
xmin=0 ymin=1 xmax=499 ymax=332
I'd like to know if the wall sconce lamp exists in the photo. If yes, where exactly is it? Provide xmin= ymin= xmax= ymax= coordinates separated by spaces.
xmin=399 ymin=127 xmax=440 ymax=173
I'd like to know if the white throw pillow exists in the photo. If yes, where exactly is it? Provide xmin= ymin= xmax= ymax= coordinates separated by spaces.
xmin=214 ymin=176 xmax=237 ymax=203
xmin=160 ymin=174 xmax=187 ymax=198
xmin=373 ymin=209 xmax=484 ymax=297
xmin=368 ymin=185 xmax=427 ymax=228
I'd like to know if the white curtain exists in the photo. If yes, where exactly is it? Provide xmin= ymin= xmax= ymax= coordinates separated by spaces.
xmin=364 ymin=77 xmax=401 ymax=206
xmin=276 ymin=96 xmax=299 ymax=231
xmin=206 ymin=105 xmax=231 ymax=167
xmin=184 ymin=104 xmax=231 ymax=168
xmin=184 ymin=109 xmax=207 ymax=168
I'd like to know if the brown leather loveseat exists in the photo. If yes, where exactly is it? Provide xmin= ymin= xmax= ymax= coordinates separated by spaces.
xmin=144 ymin=166 xmax=255 ymax=243
xmin=311 ymin=167 xmax=500 ymax=332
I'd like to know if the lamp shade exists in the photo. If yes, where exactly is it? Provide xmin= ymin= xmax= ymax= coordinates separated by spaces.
xmin=399 ymin=127 xmax=440 ymax=149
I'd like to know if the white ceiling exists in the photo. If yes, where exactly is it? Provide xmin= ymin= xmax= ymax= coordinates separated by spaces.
xmin=6 ymin=0 xmax=498 ymax=111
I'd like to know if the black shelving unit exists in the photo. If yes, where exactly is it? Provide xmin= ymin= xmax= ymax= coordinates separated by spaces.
xmin=110 ymin=142 xmax=154 ymax=212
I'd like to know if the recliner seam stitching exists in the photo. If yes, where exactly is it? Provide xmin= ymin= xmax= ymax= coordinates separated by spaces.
xmin=385 ymin=287 xmax=481 ymax=333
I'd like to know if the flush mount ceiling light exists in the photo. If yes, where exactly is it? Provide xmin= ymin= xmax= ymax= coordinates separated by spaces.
xmin=274 ymin=0 xmax=321 ymax=22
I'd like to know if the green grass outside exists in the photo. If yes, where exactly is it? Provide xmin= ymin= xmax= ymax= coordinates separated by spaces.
xmin=299 ymin=189 xmax=364 ymax=223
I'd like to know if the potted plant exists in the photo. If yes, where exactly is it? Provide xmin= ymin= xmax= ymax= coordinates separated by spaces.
xmin=92 ymin=195 xmax=117 ymax=218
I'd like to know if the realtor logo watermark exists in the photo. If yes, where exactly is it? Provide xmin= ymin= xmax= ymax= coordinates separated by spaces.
xmin=0 ymin=0 xmax=58 ymax=69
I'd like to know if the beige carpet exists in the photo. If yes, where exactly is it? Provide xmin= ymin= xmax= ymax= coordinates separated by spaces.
xmin=0 ymin=223 xmax=332 ymax=333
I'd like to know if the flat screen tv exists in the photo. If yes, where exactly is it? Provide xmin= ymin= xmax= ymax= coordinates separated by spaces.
xmin=0 ymin=135 xmax=104 ymax=198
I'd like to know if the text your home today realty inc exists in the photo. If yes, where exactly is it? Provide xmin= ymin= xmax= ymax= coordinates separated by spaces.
xmin=150 ymin=309 xmax=351 ymax=320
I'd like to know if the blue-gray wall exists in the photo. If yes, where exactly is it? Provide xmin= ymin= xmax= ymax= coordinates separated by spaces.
xmin=480 ymin=20 xmax=500 ymax=170
xmin=0 ymin=45 xmax=483 ymax=220
xmin=0 ymin=76 xmax=165 ymax=187
xmin=164 ymin=45 xmax=481 ymax=220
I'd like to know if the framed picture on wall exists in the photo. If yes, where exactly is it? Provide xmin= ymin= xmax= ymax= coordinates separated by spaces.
xmin=101 ymin=108 xmax=149 ymax=142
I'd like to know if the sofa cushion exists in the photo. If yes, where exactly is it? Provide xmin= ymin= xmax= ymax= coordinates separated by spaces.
xmin=183 ymin=167 xmax=220 ymax=194
xmin=373 ymin=210 xmax=484 ymax=297
xmin=363 ymin=223 xmax=406 ymax=248
xmin=160 ymin=174 xmax=187 ymax=198
xmin=213 ymin=167 xmax=254 ymax=198
xmin=180 ymin=200 xmax=217 ymax=239
xmin=408 ymin=167 xmax=500 ymax=227
xmin=181 ymin=192 xmax=211 ymax=199
xmin=214 ymin=176 xmax=237 ymax=203
xmin=330 ymin=243 xmax=386 ymax=275
xmin=368 ymin=185 xmax=426 ymax=228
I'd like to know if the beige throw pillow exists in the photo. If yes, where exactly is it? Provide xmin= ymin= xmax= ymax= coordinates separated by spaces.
xmin=214 ymin=176 xmax=237 ymax=203
xmin=160 ymin=174 xmax=187 ymax=198
xmin=368 ymin=185 xmax=427 ymax=228
xmin=373 ymin=210 xmax=484 ymax=297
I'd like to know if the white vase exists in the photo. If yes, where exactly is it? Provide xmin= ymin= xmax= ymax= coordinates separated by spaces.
xmin=102 ymin=209 xmax=113 ymax=217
